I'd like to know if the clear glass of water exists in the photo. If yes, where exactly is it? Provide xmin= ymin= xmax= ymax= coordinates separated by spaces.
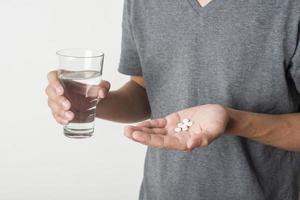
xmin=56 ymin=49 xmax=104 ymax=138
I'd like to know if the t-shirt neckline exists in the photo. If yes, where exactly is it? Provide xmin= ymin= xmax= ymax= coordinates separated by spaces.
xmin=187 ymin=0 xmax=223 ymax=16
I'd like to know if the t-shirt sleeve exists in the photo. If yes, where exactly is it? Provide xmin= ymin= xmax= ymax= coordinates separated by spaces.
xmin=289 ymin=27 xmax=300 ymax=94
xmin=118 ymin=0 xmax=143 ymax=76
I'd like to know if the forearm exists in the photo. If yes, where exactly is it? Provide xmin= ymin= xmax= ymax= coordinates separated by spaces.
xmin=96 ymin=80 xmax=151 ymax=123
xmin=226 ymin=108 xmax=300 ymax=152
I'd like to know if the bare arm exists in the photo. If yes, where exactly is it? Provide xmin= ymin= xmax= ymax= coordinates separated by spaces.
xmin=96 ymin=76 xmax=151 ymax=123
xmin=46 ymin=71 xmax=150 ymax=125
xmin=226 ymin=108 xmax=300 ymax=152
xmin=122 ymin=104 xmax=300 ymax=153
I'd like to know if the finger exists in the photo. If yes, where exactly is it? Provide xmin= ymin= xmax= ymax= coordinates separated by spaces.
xmin=141 ymin=127 xmax=168 ymax=135
xmin=136 ymin=118 xmax=167 ymax=128
xmin=54 ymin=115 xmax=69 ymax=125
xmin=47 ymin=71 xmax=64 ymax=95
xmin=54 ymin=111 xmax=74 ymax=122
xmin=123 ymin=125 xmax=135 ymax=139
xmin=45 ymin=85 xmax=63 ymax=102
xmin=124 ymin=126 xmax=149 ymax=144
xmin=46 ymin=88 xmax=71 ymax=110
xmin=48 ymin=99 xmax=65 ymax=117
xmin=48 ymin=100 xmax=74 ymax=120
xmin=131 ymin=131 xmax=188 ymax=151
xmin=47 ymin=70 xmax=58 ymax=82
xmin=124 ymin=125 xmax=167 ymax=136
xmin=98 ymin=80 xmax=111 ymax=98
xmin=132 ymin=131 xmax=164 ymax=148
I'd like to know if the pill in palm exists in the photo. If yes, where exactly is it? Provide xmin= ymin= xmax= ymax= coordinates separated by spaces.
xmin=183 ymin=118 xmax=190 ymax=124
xmin=186 ymin=121 xmax=193 ymax=127
xmin=182 ymin=126 xmax=188 ymax=131
xmin=175 ymin=118 xmax=193 ymax=133
xmin=181 ymin=124 xmax=188 ymax=129
xmin=177 ymin=123 xmax=185 ymax=128
xmin=175 ymin=127 xmax=182 ymax=133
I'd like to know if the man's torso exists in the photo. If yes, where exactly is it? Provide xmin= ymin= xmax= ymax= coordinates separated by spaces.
xmin=125 ymin=0 xmax=300 ymax=199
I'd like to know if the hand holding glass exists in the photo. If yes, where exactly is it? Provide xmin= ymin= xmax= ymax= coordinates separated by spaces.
xmin=57 ymin=49 xmax=104 ymax=138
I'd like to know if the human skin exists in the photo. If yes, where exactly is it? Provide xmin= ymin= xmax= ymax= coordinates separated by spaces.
xmin=197 ymin=0 xmax=212 ymax=7
xmin=46 ymin=71 xmax=150 ymax=124
xmin=46 ymin=72 xmax=300 ymax=152
xmin=124 ymin=103 xmax=300 ymax=153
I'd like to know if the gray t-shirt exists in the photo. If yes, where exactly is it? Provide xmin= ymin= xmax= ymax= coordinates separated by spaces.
xmin=118 ymin=0 xmax=300 ymax=199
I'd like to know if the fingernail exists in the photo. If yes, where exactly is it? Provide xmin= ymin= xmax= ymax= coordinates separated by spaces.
xmin=62 ymin=100 xmax=69 ymax=109
xmin=98 ymin=90 xmax=105 ymax=98
xmin=65 ymin=111 xmax=73 ymax=120
xmin=56 ymin=86 xmax=63 ymax=95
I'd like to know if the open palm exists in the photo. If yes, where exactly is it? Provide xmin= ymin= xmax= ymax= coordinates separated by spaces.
xmin=124 ymin=104 xmax=229 ymax=152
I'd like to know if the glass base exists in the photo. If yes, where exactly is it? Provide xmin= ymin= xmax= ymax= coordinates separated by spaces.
xmin=63 ymin=122 xmax=94 ymax=139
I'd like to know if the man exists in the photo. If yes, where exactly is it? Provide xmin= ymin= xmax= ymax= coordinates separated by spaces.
xmin=46 ymin=0 xmax=300 ymax=199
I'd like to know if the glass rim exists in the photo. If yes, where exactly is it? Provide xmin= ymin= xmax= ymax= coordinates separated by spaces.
xmin=56 ymin=48 xmax=104 ymax=58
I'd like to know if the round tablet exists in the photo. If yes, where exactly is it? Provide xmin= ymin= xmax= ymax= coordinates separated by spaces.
xmin=182 ymin=118 xmax=190 ymax=124
xmin=182 ymin=126 xmax=188 ymax=131
xmin=177 ymin=123 xmax=185 ymax=128
xmin=187 ymin=121 xmax=193 ymax=127
xmin=175 ymin=127 xmax=182 ymax=133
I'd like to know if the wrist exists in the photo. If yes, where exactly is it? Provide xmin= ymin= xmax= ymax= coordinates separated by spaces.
xmin=225 ymin=107 xmax=256 ymax=138
xmin=225 ymin=107 xmax=283 ymax=141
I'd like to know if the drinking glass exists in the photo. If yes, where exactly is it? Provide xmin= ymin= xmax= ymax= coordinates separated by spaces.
xmin=56 ymin=49 xmax=104 ymax=138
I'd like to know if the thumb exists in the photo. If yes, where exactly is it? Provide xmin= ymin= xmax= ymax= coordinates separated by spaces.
xmin=98 ymin=80 xmax=111 ymax=98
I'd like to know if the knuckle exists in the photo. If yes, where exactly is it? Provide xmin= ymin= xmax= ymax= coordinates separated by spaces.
xmin=57 ymin=96 xmax=64 ymax=103
xmin=102 ymin=80 xmax=111 ymax=89
xmin=99 ymin=88 xmax=106 ymax=94
xmin=58 ymin=96 xmax=67 ymax=105
xmin=48 ymin=101 xmax=58 ymax=112
xmin=49 ymin=101 xmax=62 ymax=115
xmin=53 ymin=105 xmax=64 ymax=116
xmin=46 ymin=86 xmax=59 ymax=100
xmin=53 ymin=80 xmax=61 ymax=87
xmin=106 ymin=81 xmax=111 ymax=89
xmin=53 ymin=112 xmax=59 ymax=118
xmin=54 ymin=114 xmax=65 ymax=125
xmin=47 ymin=70 xmax=57 ymax=81
xmin=52 ymin=81 xmax=62 ymax=92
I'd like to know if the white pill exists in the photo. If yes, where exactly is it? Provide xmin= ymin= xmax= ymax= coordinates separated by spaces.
xmin=182 ymin=126 xmax=188 ymax=131
xmin=182 ymin=118 xmax=190 ymax=124
xmin=177 ymin=123 xmax=185 ymax=128
xmin=186 ymin=121 xmax=193 ymax=127
xmin=181 ymin=124 xmax=188 ymax=129
xmin=175 ymin=127 xmax=182 ymax=133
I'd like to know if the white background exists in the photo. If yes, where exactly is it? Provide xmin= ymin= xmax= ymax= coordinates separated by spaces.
xmin=0 ymin=1 xmax=299 ymax=200
xmin=0 ymin=1 xmax=146 ymax=200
